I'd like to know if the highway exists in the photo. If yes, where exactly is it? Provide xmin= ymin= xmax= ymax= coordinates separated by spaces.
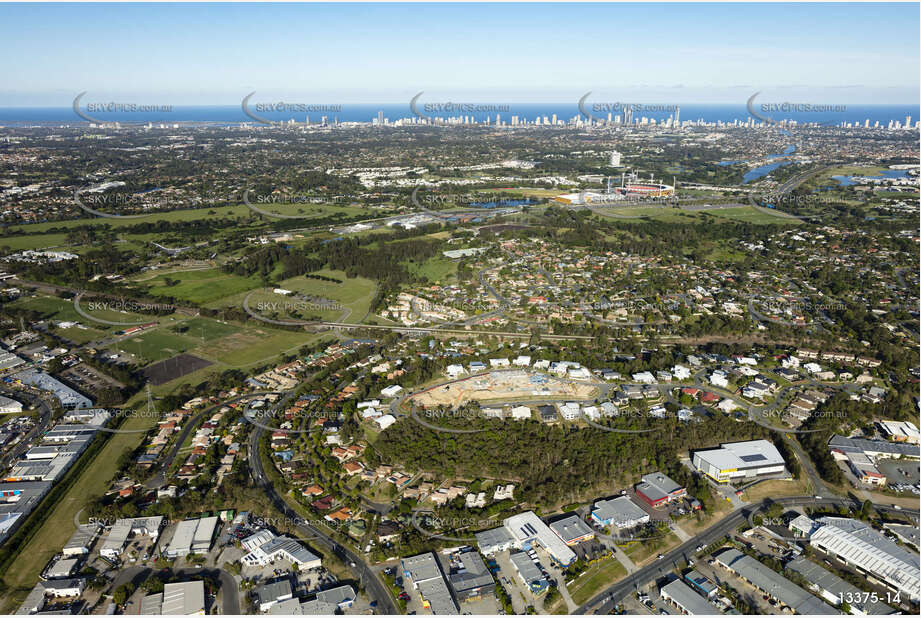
xmin=576 ymin=495 xmax=919 ymax=615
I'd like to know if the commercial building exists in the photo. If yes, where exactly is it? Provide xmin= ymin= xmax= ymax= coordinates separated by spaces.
xmin=786 ymin=556 xmax=896 ymax=614
xmin=62 ymin=522 xmax=102 ymax=557
xmin=590 ymin=496 xmax=650 ymax=529
xmin=789 ymin=515 xmax=920 ymax=603
xmin=140 ymin=580 xmax=206 ymax=615
xmin=100 ymin=516 xmax=163 ymax=559
xmin=241 ymin=531 xmax=321 ymax=569
xmin=45 ymin=557 xmax=80 ymax=579
xmin=298 ymin=585 xmax=356 ymax=614
xmin=11 ymin=370 xmax=92 ymax=409
xmin=401 ymin=552 xmax=459 ymax=615
xmin=17 ymin=579 xmax=86 ymax=615
xmin=692 ymin=439 xmax=786 ymax=484
xmin=510 ymin=551 xmax=548 ymax=594
xmin=445 ymin=550 xmax=495 ymax=602
xmin=683 ymin=570 xmax=718 ymax=599
xmin=0 ymin=395 xmax=23 ymax=414
xmin=165 ymin=516 xmax=218 ymax=558
xmin=503 ymin=511 xmax=576 ymax=566
xmin=548 ymin=514 xmax=595 ymax=546
xmin=844 ymin=451 xmax=887 ymax=486
xmin=877 ymin=421 xmax=920 ymax=444
xmin=659 ymin=579 xmax=718 ymax=615
xmin=255 ymin=579 xmax=294 ymax=612
xmin=475 ymin=526 xmax=516 ymax=555
xmin=714 ymin=548 xmax=836 ymax=614
xmin=0 ymin=348 xmax=25 ymax=372
xmin=828 ymin=435 xmax=920 ymax=460
xmin=0 ymin=481 xmax=52 ymax=546
xmin=635 ymin=472 xmax=686 ymax=507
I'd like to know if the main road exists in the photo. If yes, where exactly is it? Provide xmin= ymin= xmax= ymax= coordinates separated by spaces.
xmin=246 ymin=412 xmax=397 ymax=614
xmin=575 ymin=495 xmax=918 ymax=615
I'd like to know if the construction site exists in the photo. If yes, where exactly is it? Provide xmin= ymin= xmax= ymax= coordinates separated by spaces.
xmin=410 ymin=370 xmax=600 ymax=408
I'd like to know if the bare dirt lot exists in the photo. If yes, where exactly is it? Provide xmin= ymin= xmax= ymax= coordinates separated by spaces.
xmin=411 ymin=370 xmax=598 ymax=408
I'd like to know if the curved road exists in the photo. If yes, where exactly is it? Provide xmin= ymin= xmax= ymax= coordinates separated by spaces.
xmin=247 ymin=417 xmax=397 ymax=614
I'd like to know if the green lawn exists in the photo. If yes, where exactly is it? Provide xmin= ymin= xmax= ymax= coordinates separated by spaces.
xmin=170 ymin=316 xmax=242 ymax=342
xmin=197 ymin=327 xmax=330 ymax=369
xmin=144 ymin=268 xmax=262 ymax=304
xmin=703 ymin=206 xmax=802 ymax=224
xmin=212 ymin=269 xmax=377 ymax=323
xmin=0 ymin=232 xmax=72 ymax=252
xmin=110 ymin=329 xmax=198 ymax=363
xmin=408 ymin=255 xmax=458 ymax=284
xmin=567 ymin=558 xmax=627 ymax=606
xmin=8 ymin=294 xmax=153 ymax=332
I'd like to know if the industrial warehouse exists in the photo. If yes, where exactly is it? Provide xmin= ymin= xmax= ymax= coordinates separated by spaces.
xmin=789 ymin=515 xmax=921 ymax=603
xmin=692 ymin=439 xmax=787 ymax=484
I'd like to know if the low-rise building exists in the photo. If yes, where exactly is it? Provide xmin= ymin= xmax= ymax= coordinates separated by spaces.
xmin=590 ymin=496 xmax=650 ymax=529
xmin=635 ymin=472 xmax=686 ymax=507
xmin=692 ymin=439 xmax=786 ymax=484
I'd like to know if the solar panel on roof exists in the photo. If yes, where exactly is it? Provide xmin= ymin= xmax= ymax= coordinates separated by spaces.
xmin=739 ymin=453 xmax=766 ymax=462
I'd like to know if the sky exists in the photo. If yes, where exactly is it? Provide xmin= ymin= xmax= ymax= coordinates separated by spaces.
xmin=0 ymin=2 xmax=918 ymax=106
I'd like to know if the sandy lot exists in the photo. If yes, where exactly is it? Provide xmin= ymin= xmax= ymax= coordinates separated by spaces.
xmin=411 ymin=370 xmax=598 ymax=408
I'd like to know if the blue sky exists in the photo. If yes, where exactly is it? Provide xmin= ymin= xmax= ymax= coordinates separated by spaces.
xmin=1 ymin=2 xmax=918 ymax=105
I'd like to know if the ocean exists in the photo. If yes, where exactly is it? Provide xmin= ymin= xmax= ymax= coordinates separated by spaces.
xmin=0 ymin=103 xmax=917 ymax=127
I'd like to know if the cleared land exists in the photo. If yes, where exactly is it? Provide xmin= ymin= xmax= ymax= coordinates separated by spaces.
xmin=144 ymin=268 xmax=261 ymax=305
xmin=411 ymin=370 xmax=599 ymax=408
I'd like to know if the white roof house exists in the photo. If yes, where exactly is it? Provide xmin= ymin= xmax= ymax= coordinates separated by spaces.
xmin=632 ymin=371 xmax=656 ymax=384
xmin=380 ymin=385 xmax=403 ymax=398
xmin=374 ymin=414 xmax=397 ymax=430
xmin=510 ymin=406 xmax=531 ymax=420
